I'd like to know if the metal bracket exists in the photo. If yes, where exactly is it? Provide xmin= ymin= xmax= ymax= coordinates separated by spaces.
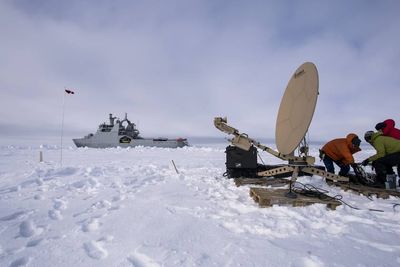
xmin=302 ymin=167 xmax=349 ymax=182
xmin=257 ymin=166 xmax=295 ymax=177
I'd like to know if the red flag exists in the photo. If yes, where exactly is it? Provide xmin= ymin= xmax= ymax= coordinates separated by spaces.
xmin=65 ymin=89 xmax=75 ymax=94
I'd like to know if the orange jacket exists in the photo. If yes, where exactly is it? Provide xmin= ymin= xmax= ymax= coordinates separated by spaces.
xmin=321 ymin=133 xmax=361 ymax=165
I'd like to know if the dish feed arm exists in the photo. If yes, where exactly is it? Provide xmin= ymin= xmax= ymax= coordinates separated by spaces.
xmin=214 ymin=117 xmax=314 ymax=164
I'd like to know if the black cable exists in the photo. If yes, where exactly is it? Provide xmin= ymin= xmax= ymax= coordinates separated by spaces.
xmin=257 ymin=151 xmax=266 ymax=165
xmin=292 ymin=181 xmax=384 ymax=212
xmin=365 ymin=195 xmax=374 ymax=201
xmin=393 ymin=203 xmax=400 ymax=211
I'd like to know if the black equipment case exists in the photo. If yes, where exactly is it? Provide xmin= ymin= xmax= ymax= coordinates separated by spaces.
xmin=225 ymin=145 xmax=258 ymax=178
xmin=225 ymin=145 xmax=325 ymax=179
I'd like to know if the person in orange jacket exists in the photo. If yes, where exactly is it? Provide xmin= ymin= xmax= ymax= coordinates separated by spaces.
xmin=320 ymin=133 xmax=362 ymax=176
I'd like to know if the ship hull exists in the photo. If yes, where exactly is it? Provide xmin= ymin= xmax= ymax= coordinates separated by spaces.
xmin=73 ymin=137 xmax=188 ymax=148
xmin=73 ymin=113 xmax=188 ymax=148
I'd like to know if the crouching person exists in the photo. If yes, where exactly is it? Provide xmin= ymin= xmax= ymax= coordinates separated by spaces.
xmin=375 ymin=119 xmax=400 ymax=140
xmin=320 ymin=133 xmax=362 ymax=176
xmin=362 ymin=131 xmax=400 ymax=188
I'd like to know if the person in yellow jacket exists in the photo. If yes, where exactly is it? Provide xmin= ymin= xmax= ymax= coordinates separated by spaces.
xmin=362 ymin=131 xmax=400 ymax=185
xmin=320 ymin=133 xmax=362 ymax=176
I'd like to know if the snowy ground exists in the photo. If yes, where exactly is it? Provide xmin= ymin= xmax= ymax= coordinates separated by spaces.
xmin=1 ymin=141 xmax=400 ymax=267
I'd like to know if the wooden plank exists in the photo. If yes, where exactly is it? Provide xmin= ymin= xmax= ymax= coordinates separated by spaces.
xmin=234 ymin=177 xmax=290 ymax=187
xmin=249 ymin=187 xmax=341 ymax=210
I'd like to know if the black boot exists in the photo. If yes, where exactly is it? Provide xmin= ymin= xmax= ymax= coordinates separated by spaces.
xmin=372 ymin=174 xmax=386 ymax=188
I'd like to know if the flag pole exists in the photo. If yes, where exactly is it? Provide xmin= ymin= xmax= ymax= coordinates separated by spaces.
xmin=60 ymin=88 xmax=66 ymax=167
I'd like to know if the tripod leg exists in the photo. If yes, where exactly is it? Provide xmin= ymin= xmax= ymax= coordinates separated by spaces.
xmin=285 ymin=166 xmax=299 ymax=199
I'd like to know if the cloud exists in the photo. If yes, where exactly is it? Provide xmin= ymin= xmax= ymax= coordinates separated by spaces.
xmin=1 ymin=0 xmax=400 ymax=145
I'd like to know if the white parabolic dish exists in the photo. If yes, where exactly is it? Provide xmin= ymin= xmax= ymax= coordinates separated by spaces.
xmin=275 ymin=62 xmax=319 ymax=155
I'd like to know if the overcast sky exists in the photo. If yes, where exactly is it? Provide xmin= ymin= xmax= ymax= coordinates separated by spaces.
xmin=1 ymin=0 xmax=399 ymax=144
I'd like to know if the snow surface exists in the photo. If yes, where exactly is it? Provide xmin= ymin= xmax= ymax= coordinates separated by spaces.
xmin=0 ymin=141 xmax=400 ymax=267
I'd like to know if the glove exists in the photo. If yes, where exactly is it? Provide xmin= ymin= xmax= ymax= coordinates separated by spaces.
xmin=361 ymin=159 xmax=369 ymax=166
xmin=318 ymin=149 xmax=325 ymax=160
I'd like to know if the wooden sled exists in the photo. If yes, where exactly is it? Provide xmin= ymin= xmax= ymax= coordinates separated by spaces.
xmin=249 ymin=187 xmax=341 ymax=210
xmin=329 ymin=181 xmax=400 ymax=199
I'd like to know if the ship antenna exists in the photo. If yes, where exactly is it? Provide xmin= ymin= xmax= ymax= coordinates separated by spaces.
xmin=109 ymin=113 xmax=115 ymax=126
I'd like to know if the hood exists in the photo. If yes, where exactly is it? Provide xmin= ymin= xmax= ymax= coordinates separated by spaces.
xmin=345 ymin=133 xmax=358 ymax=145
xmin=370 ymin=131 xmax=382 ymax=142
xmin=346 ymin=133 xmax=361 ymax=153
xmin=384 ymin=119 xmax=395 ymax=129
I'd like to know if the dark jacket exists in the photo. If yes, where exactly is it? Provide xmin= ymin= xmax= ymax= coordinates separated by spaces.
xmin=321 ymin=133 xmax=361 ymax=165
xmin=368 ymin=132 xmax=400 ymax=162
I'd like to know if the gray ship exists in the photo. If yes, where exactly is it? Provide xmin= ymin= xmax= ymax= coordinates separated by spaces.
xmin=73 ymin=113 xmax=189 ymax=148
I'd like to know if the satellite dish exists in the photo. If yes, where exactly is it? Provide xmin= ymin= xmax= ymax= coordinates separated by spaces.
xmin=275 ymin=62 xmax=319 ymax=155
xmin=214 ymin=61 xmax=349 ymax=183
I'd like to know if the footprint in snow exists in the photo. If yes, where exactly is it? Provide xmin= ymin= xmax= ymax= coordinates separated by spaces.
xmin=1 ymin=211 xmax=26 ymax=221
xmin=47 ymin=198 xmax=67 ymax=220
xmin=26 ymin=238 xmax=44 ymax=247
xmin=0 ymin=185 xmax=21 ymax=194
xmin=55 ymin=166 xmax=78 ymax=176
xmin=97 ymin=235 xmax=114 ymax=242
xmin=112 ymin=194 xmax=126 ymax=202
xmin=91 ymin=200 xmax=111 ymax=210
xmin=19 ymin=220 xmax=42 ymax=238
xmin=108 ymin=204 xmax=122 ymax=212
xmin=9 ymin=256 xmax=32 ymax=267
xmin=300 ymin=255 xmax=325 ymax=267
xmin=83 ymin=240 xmax=108 ymax=260
xmin=127 ymin=249 xmax=160 ymax=267
xmin=53 ymin=198 xmax=68 ymax=210
xmin=34 ymin=194 xmax=45 ymax=200
xmin=85 ymin=167 xmax=104 ymax=177
xmin=73 ymin=199 xmax=111 ymax=218
xmin=48 ymin=209 xmax=63 ymax=220
xmin=81 ymin=218 xmax=101 ymax=232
